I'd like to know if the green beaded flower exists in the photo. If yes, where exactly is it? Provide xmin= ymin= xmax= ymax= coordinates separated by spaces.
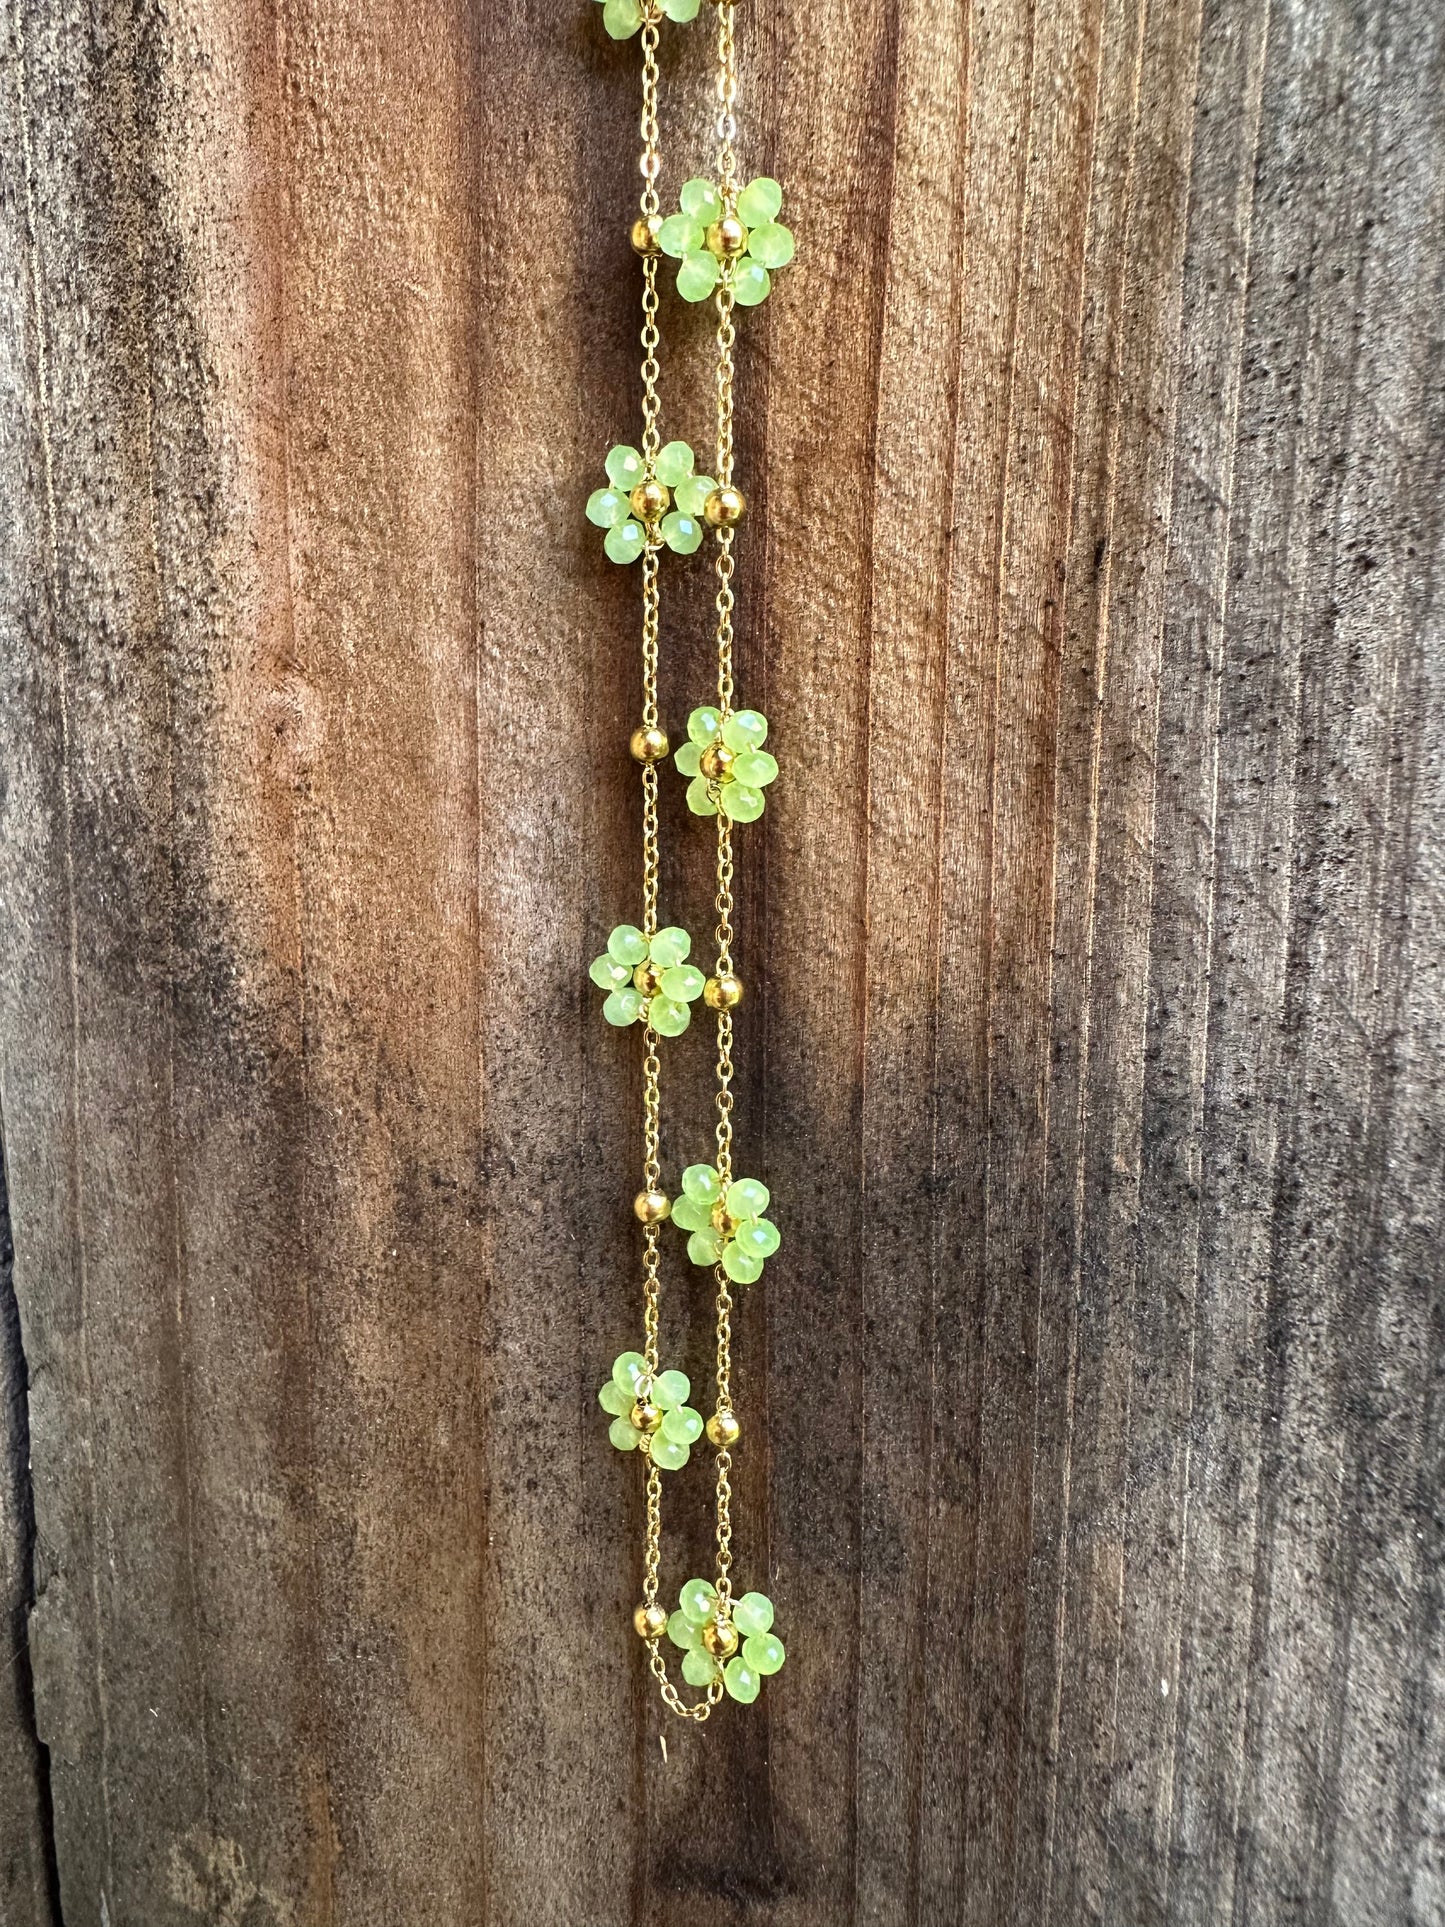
xmin=590 ymin=924 xmax=706 ymax=1036
xmin=672 ymin=1163 xmax=780 ymax=1283
xmin=675 ymin=707 xmax=778 ymax=821
xmin=586 ymin=442 xmax=710 ymax=565
xmin=599 ymin=1353 xmax=705 ymax=1470
xmin=667 ymin=1578 xmax=786 ymax=1701
xmin=595 ymin=0 xmax=700 ymax=38
xmin=658 ymin=177 xmax=795 ymax=307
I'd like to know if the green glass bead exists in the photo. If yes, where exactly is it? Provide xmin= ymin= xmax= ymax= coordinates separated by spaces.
xmin=607 ymin=924 xmax=649 ymax=965
xmin=649 ymin=995 xmax=691 ymax=1038
xmin=731 ymin=749 xmax=778 ymax=787
xmin=680 ymin=177 xmax=724 ymax=222
xmin=680 ymin=1577 xmax=719 ymax=1625
xmin=736 ymin=176 xmax=783 ymax=226
xmin=602 ymin=0 xmax=643 ymax=36
xmin=682 ymin=1163 xmax=724 ymax=1204
xmin=649 ymin=926 xmax=691 ymax=967
xmin=604 ymin=519 xmax=645 ymax=565
xmin=655 ymin=440 xmax=695 ymax=486
xmin=653 ymin=1369 xmax=690 ymax=1410
xmin=590 ymin=954 xmax=631 ymax=991
xmin=657 ymin=213 xmax=704 ymax=259
xmin=669 ymin=1195 xmax=711 ymax=1232
xmin=723 ymin=1657 xmax=761 ymax=1703
xmin=674 ymin=742 xmax=702 ymax=778
xmin=662 ymin=1404 xmax=703 ymax=1445
xmin=686 ymin=776 xmax=718 ymax=817
xmin=613 ymin=1351 xmax=648 ymax=1397
xmin=688 ymin=707 xmax=723 ymax=747
xmin=727 ymin=1178 xmax=770 ymax=1217
xmin=586 ymin=487 xmax=630 ymax=529
xmin=660 ymin=964 xmax=705 ymax=1003
xmin=720 ymin=708 xmax=768 ymax=751
xmin=675 ymin=473 xmax=717 ymax=517
xmin=682 ymin=1646 xmax=721 ymax=1688
xmin=608 ymin=1416 xmax=640 ymax=1451
xmin=687 ymin=1228 xmax=724 ymax=1266
xmin=747 ymin=221 xmax=794 ymax=270
xmin=605 ymin=444 xmax=645 ymax=489
xmin=650 ymin=1434 xmax=689 ymax=1471
xmin=722 ymin=1242 xmax=763 ymax=1285
xmin=744 ymin=1633 xmax=785 ymax=1676
xmin=731 ymin=261 xmax=771 ymax=307
xmin=599 ymin=1380 xmax=630 ymax=1415
xmin=662 ymin=0 xmax=700 ymax=18
xmin=668 ymin=1610 xmax=697 ymax=1651
xmin=720 ymin=782 xmax=764 ymax=822
xmin=734 ymin=1215 xmax=780 ymax=1260
xmin=678 ymin=251 xmax=721 ymax=302
xmin=603 ymin=987 xmax=644 ymax=1026
xmin=662 ymin=511 xmax=703 ymax=555
xmin=733 ymin=1591 xmax=774 ymax=1638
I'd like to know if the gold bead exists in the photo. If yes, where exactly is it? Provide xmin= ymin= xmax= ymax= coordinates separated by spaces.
xmin=707 ymin=1408 xmax=741 ymax=1447
xmin=699 ymin=742 xmax=735 ymax=781
xmin=629 ymin=479 xmax=670 ymax=523
xmin=630 ymin=1400 xmax=663 ymax=1435
xmin=704 ymin=974 xmax=744 ymax=1011
xmin=630 ymin=214 xmax=663 ymax=256
xmin=704 ymin=485 xmax=746 ymax=528
xmin=710 ymin=1202 xmax=737 ymax=1236
xmin=634 ymin=1189 xmax=671 ymax=1224
xmin=630 ymin=724 xmax=670 ymax=764
xmin=634 ymin=1602 xmax=669 ymax=1640
xmin=706 ymin=215 xmax=749 ymax=260
xmin=632 ymin=961 xmax=661 ymax=996
xmin=701 ymin=1616 xmax=740 ymax=1659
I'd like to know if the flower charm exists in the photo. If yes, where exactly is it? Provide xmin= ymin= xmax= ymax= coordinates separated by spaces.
xmin=599 ymin=1354 xmax=705 ymax=1471
xmin=590 ymin=924 xmax=706 ymax=1036
xmin=594 ymin=0 xmax=700 ymax=39
xmin=675 ymin=707 xmax=778 ymax=821
xmin=587 ymin=442 xmax=710 ymax=564
xmin=667 ymin=1578 xmax=786 ymax=1700
xmin=672 ymin=1164 xmax=779 ymax=1283
xmin=658 ymin=177 xmax=795 ymax=307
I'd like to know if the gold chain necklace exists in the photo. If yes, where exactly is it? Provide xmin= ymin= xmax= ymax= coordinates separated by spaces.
xmin=585 ymin=0 xmax=794 ymax=1722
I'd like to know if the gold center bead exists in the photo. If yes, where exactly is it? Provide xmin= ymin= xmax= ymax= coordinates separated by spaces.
xmin=630 ymin=478 xmax=670 ymax=522
xmin=699 ymin=742 xmax=735 ymax=781
xmin=706 ymin=215 xmax=749 ymax=259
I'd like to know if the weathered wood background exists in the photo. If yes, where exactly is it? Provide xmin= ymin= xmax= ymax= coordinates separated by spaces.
xmin=0 ymin=0 xmax=1442 ymax=1920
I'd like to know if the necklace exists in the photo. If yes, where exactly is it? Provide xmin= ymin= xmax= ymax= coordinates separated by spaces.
xmin=585 ymin=0 xmax=794 ymax=1723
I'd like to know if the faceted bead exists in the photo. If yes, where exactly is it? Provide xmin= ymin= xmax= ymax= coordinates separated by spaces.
xmin=607 ymin=924 xmax=649 ymax=965
xmin=662 ymin=511 xmax=703 ymax=555
xmin=733 ymin=1592 xmax=774 ymax=1638
xmin=687 ymin=1228 xmax=724 ymax=1266
xmin=660 ymin=964 xmax=705 ymax=1003
xmin=608 ymin=1416 xmax=640 ymax=1451
xmin=613 ymin=1351 xmax=649 ymax=1398
xmin=604 ymin=519 xmax=645 ymax=565
xmin=734 ymin=1216 xmax=780 ymax=1260
xmin=662 ymin=1404 xmax=703 ymax=1445
xmin=675 ymin=473 xmax=718 ymax=517
xmin=747 ymin=221 xmax=795 ymax=270
xmin=680 ymin=177 xmax=724 ymax=223
xmin=649 ymin=926 xmax=691 ymax=967
xmin=686 ymin=776 xmax=718 ymax=817
xmin=744 ymin=1633 xmax=785 ymax=1676
xmin=720 ymin=783 xmax=764 ymax=822
xmin=603 ymin=987 xmax=644 ymax=1026
xmin=727 ymin=1178 xmax=770 ymax=1218
xmin=678 ymin=251 xmax=721 ymax=301
xmin=731 ymin=261 xmax=771 ymax=307
xmin=736 ymin=176 xmax=783 ymax=226
xmin=722 ymin=1242 xmax=763 ymax=1285
xmin=586 ymin=487 xmax=630 ymax=529
xmin=667 ymin=1610 xmax=697 ymax=1651
xmin=658 ymin=213 xmax=704 ymax=259
xmin=723 ymin=1657 xmax=761 ymax=1703
xmin=680 ymin=1578 xmax=719 ymax=1625
xmin=653 ymin=1368 xmax=690 ymax=1410
xmin=590 ymin=954 xmax=632 ymax=991
xmin=599 ymin=1380 xmax=631 ymax=1415
xmin=605 ymin=444 xmax=646 ymax=490
xmin=674 ymin=742 xmax=702 ymax=778
xmin=649 ymin=995 xmax=691 ymax=1038
xmin=650 ymin=1434 xmax=689 ymax=1471
xmin=682 ymin=1646 xmax=721 ymax=1688
xmin=602 ymin=0 xmax=643 ymax=35
xmin=721 ymin=709 xmax=768 ymax=751
xmin=669 ymin=1196 xmax=710 ymax=1232
xmin=682 ymin=1164 xmax=724 ymax=1204
xmin=731 ymin=749 xmax=778 ymax=788
xmin=688 ymin=709 xmax=722 ymax=749
xmin=655 ymin=441 xmax=695 ymax=486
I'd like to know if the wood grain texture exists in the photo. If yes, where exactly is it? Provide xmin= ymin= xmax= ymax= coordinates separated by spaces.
xmin=0 ymin=0 xmax=1442 ymax=1921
